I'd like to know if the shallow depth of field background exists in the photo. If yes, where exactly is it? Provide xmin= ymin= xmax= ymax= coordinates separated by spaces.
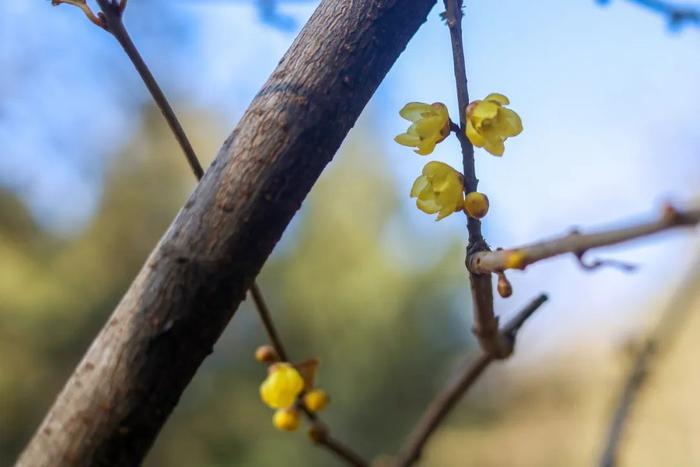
xmin=1 ymin=1 xmax=699 ymax=465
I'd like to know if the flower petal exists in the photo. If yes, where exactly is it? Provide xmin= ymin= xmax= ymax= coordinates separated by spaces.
xmin=471 ymin=101 xmax=499 ymax=122
xmin=410 ymin=175 xmax=429 ymax=198
xmin=466 ymin=119 xmax=486 ymax=148
xmin=417 ymin=197 xmax=441 ymax=214
xmin=484 ymin=93 xmax=510 ymax=105
xmin=497 ymin=108 xmax=523 ymax=137
xmin=482 ymin=135 xmax=505 ymax=157
xmin=399 ymin=102 xmax=433 ymax=122
xmin=394 ymin=133 xmax=421 ymax=147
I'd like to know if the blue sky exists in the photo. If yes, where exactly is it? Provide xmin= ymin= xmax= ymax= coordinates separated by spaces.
xmin=1 ymin=0 xmax=699 ymax=355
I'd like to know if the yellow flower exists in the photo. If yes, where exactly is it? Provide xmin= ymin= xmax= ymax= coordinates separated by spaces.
xmin=304 ymin=389 xmax=329 ymax=413
xmin=260 ymin=363 xmax=304 ymax=409
xmin=466 ymin=93 xmax=522 ymax=156
xmin=410 ymin=161 xmax=465 ymax=221
xmin=273 ymin=408 xmax=300 ymax=432
xmin=395 ymin=102 xmax=450 ymax=155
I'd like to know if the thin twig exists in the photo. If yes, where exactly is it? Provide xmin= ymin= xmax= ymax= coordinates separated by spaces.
xmin=599 ymin=256 xmax=700 ymax=467
xmin=96 ymin=0 xmax=204 ymax=179
xmin=300 ymin=405 xmax=370 ymax=467
xmin=443 ymin=0 xmax=480 ymax=245
xmin=95 ymin=0 xmax=290 ymax=359
xmin=393 ymin=294 xmax=549 ymax=467
xmin=250 ymin=283 xmax=289 ymax=362
xmin=443 ymin=0 xmax=502 ymax=356
xmin=469 ymin=205 xmax=700 ymax=274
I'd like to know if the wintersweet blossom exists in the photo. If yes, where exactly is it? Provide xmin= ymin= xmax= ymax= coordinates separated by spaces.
xmin=410 ymin=161 xmax=465 ymax=221
xmin=259 ymin=363 xmax=304 ymax=409
xmin=395 ymin=102 xmax=450 ymax=155
xmin=466 ymin=93 xmax=522 ymax=156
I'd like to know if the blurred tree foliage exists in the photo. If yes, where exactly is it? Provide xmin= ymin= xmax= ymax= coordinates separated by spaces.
xmin=0 ymin=106 xmax=473 ymax=466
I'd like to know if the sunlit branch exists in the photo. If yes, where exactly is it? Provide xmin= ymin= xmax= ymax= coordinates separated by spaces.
xmin=468 ymin=205 xmax=700 ymax=274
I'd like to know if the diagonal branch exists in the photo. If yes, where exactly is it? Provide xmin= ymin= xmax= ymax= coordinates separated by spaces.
xmin=393 ymin=294 xmax=549 ymax=467
xmin=17 ymin=1 xmax=437 ymax=465
xmin=599 ymin=256 xmax=700 ymax=467
xmin=468 ymin=205 xmax=700 ymax=274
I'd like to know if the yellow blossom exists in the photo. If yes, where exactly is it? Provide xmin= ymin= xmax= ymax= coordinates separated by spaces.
xmin=410 ymin=161 xmax=464 ymax=221
xmin=466 ymin=93 xmax=522 ymax=156
xmin=260 ymin=363 xmax=304 ymax=409
xmin=273 ymin=408 xmax=300 ymax=432
xmin=395 ymin=102 xmax=450 ymax=155
xmin=304 ymin=389 xmax=329 ymax=412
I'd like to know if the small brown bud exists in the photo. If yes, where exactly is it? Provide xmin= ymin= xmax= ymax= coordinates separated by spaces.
xmin=255 ymin=345 xmax=279 ymax=364
xmin=497 ymin=272 xmax=513 ymax=298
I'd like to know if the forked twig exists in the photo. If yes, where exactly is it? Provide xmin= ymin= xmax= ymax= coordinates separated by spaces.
xmin=393 ymin=294 xmax=549 ymax=467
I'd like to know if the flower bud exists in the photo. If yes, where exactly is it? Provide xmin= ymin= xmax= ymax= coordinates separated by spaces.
xmin=464 ymin=192 xmax=490 ymax=219
xmin=304 ymin=389 xmax=330 ymax=413
xmin=255 ymin=345 xmax=279 ymax=364
xmin=496 ymin=272 xmax=513 ymax=298
xmin=273 ymin=408 xmax=300 ymax=432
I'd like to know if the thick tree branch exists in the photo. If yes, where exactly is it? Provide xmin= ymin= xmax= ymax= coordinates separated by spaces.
xmin=393 ymin=294 xmax=549 ymax=467
xmin=468 ymin=205 xmax=700 ymax=274
xmin=17 ymin=1 xmax=436 ymax=465
xmin=599 ymin=257 xmax=700 ymax=467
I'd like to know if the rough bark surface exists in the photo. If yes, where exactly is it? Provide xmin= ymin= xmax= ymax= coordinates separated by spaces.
xmin=17 ymin=0 xmax=436 ymax=465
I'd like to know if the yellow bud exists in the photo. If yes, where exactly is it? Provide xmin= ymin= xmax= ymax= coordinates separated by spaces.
xmin=504 ymin=250 xmax=527 ymax=270
xmin=463 ymin=192 xmax=490 ymax=219
xmin=304 ymin=389 xmax=330 ymax=413
xmin=255 ymin=345 xmax=279 ymax=364
xmin=273 ymin=408 xmax=300 ymax=432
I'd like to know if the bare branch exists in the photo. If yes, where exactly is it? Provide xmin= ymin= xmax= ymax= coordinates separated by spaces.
xmin=96 ymin=0 xmax=204 ymax=179
xmin=17 ymin=1 xmax=437 ymax=465
xmin=443 ymin=0 xmax=504 ymax=357
xmin=598 ymin=0 xmax=700 ymax=30
xmin=468 ymin=205 xmax=700 ymax=274
xmin=599 ymin=257 xmax=700 ymax=467
xmin=393 ymin=294 xmax=549 ymax=467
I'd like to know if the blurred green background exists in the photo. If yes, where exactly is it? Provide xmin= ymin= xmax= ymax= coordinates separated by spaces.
xmin=2 ymin=1 xmax=700 ymax=466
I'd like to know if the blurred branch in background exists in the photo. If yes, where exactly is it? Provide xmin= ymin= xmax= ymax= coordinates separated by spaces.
xmin=596 ymin=0 xmax=700 ymax=30
xmin=599 ymin=255 xmax=700 ymax=467
xmin=173 ymin=0 xmax=318 ymax=31
xmin=393 ymin=294 xmax=549 ymax=467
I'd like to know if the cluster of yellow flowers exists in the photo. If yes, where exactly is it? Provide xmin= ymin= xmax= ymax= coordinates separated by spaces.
xmin=256 ymin=346 xmax=329 ymax=432
xmin=395 ymin=94 xmax=522 ymax=220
